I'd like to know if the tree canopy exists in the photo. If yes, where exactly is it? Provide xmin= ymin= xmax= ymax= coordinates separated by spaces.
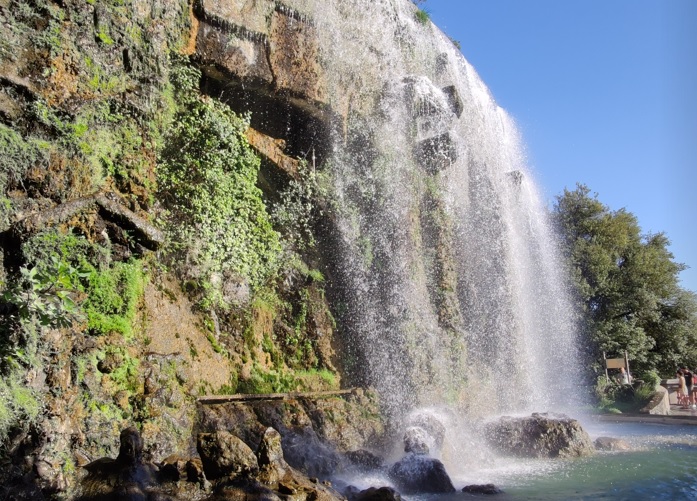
xmin=553 ymin=184 xmax=697 ymax=377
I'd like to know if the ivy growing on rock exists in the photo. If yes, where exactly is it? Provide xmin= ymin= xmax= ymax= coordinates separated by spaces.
xmin=271 ymin=160 xmax=328 ymax=250
xmin=158 ymin=61 xmax=281 ymax=309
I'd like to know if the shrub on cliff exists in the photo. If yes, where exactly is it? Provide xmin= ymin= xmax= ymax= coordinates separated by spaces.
xmin=158 ymin=63 xmax=281 ymax=309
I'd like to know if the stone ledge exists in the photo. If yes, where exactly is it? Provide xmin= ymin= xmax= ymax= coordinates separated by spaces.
xmin=10 ymin=193 xmax=164 ymax=250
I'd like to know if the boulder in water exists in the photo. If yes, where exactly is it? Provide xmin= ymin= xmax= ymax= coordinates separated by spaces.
xmin=388 ymin=453 xmax=455 ymax=494
xmin=484 ymin=412 xmax=595 ymax=458
xmin=594 ymin=436 xmax=631 ymax=451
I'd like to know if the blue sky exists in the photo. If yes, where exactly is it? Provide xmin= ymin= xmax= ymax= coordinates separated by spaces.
xmin=424 ymin=0 xmax=697 ymax=293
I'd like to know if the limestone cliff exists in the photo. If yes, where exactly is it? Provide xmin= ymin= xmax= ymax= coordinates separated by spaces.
xmin=0 ymin=0 xmax=388 ymax=497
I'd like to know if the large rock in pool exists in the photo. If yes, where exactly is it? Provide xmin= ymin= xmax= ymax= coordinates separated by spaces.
xmin=594 ymin=436 xmax=631 ymax=451
xmin=484 ymin=412 xmax=595 ymax=458
xmin=388 ymin=453 xmax=455 ymax=494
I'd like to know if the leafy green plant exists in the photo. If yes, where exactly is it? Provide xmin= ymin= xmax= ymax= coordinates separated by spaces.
xmin=236 ymin=364 xmax=338 ymax=394
xmin=207 ymin=333 xmax=225 ymax=354
xmin=3 ymin=257 xmax=86 ymax=328
xmin=158 ymin=63 xmax=281 ymax=309
xmin=96 ymin=29 xmax=114 ymax=45
xmin=271 ymin=161 xmax=326 ymax=249
xmin=0 ymin=373 xmax=41 ymax=443
xmin=0 ymin=124 xmax=51 ymax=226
xmin=83 ymin=260 xmax=146 ymax=339
xmin=415 ymin=8 xmax=430 ymax=25
xmin=7 ymin=230 xmax=145 ymax=339
xmin=639 ymin=370 xmax=661 ymax=388
xmin=308 ymin=269 xmax=325 ymax=283
xmin=0 ymin=124 xmax=50 ymax=189
xmin=3 ymin=230 xmax=97 ymax=329
xmin=594 ymin=374 xmax=655 ymax=413
xmin=34 ymin=14 xmax=64 ymax=58
xmin=106 ymin=349 xmax=140 ymax=393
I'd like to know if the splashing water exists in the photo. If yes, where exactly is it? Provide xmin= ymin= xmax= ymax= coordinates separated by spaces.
xmin=298 ymin=0 xmax=583 ymax=421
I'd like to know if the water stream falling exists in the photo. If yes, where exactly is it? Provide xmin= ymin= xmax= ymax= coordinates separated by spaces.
xmin=306 ymin=0 xmax=583 ymax=422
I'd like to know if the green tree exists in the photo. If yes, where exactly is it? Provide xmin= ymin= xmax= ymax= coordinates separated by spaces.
xmin=553 ymin=184 xmax=697 ymax=376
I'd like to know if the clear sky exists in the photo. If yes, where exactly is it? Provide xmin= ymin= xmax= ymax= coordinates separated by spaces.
xmin=423 ymin=0 xmax=697 ymax=293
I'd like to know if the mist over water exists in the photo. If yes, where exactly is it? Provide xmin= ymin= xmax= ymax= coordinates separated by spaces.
xmin=307 ymin=0 xmax=583 ymax=421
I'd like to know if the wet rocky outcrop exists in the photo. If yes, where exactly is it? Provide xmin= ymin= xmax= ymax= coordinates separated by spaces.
xmin=76 ymin=425 xmax=349 ymax=501
xmin=78 ymin=427 xmax=167 ymax=500
xmin=197 ymin=431 xmax=259 ymax=481
xmin=402 ymin=427 xmax=432 ymax=455
xmin=197 ymin=389 xmax=385 ymax=478
xmin=343 ymin=450 xmax=385 ymax=471
xmin=405 ymin=411 xmax=447 ymax=452
xmin=251 ymin=427 xmax=343 ymax=501
xmin=484 ymin=413 xmax=595 ymax=458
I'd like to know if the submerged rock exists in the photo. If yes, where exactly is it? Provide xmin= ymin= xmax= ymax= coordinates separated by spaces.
xmin=388 ymin=453 xmax=455 ymax=494
xmin=351 ymin=486 xmax=402 ymax=501
xmin=462 ymin=483 xmax=503 ymax=495
xmin=484 ymin=413 xmax=595 ymax=458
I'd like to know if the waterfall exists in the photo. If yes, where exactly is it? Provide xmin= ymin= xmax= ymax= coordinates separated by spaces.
xmin=303 ymin=0 xmax=582 ymax=420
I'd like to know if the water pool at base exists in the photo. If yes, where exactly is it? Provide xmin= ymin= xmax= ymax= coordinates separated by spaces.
xmin=444 ymin=421 xmax=697 ymax=501
xmin=341 ymin=421 xmax=697 ymax=501
xmin=455 ymin=447 xmax=697 ymax=500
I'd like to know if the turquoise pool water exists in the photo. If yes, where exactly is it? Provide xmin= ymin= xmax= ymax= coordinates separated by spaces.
xmin=441 ymin=420 xmax=697 ymax=500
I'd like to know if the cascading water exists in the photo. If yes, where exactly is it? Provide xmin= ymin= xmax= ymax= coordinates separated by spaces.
xmin=305 ymin=0 xmax=584 ymax=422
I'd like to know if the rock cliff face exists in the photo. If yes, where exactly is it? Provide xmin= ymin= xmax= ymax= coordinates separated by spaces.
xmin=0 ymin=0 xmax=387 ymax=497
